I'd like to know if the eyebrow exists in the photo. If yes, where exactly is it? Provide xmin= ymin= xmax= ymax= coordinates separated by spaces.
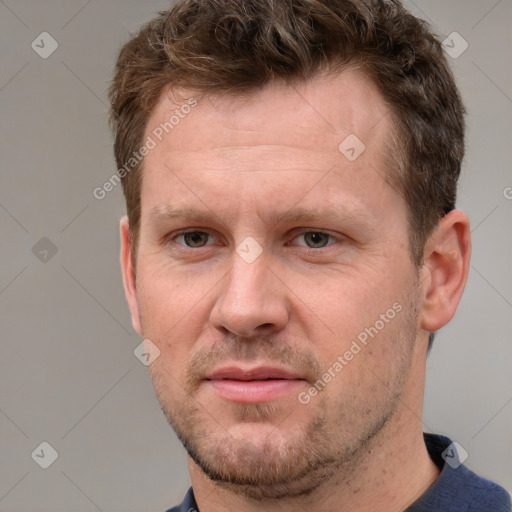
xmin=148 ymin=204 xmax=372 ymax=229
xmin=149 ymin=205 xmax=225 ymax=223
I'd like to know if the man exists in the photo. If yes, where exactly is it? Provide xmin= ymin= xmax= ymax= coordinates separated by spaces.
xmin=110 ymin=0 xmax=511 ymax=510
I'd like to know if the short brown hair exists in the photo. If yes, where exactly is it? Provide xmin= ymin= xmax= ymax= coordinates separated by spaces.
xmin=109 ymin=0 xmax=465 ymax=266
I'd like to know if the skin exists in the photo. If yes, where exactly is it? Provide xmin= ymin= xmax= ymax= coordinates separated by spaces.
xmin=120 ymin=68 xmax=471 ymax=512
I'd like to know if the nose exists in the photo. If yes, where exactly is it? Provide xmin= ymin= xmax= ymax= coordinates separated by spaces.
xmin=209 ymin=249 xmax=290 ymax=337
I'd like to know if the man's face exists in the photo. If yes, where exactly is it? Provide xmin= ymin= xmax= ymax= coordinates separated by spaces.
xmin=127 ymin=70 xmax=427 ymax=498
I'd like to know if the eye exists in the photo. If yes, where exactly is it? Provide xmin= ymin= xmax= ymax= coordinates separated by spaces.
xmin=294 ymin=231 xmax=335 ymax=249
xmin=175 ymin=231 xmax=212 ymax=248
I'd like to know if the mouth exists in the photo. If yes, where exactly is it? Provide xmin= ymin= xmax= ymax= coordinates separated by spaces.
xmin=204 ymin=366 xmax=306 ymax=403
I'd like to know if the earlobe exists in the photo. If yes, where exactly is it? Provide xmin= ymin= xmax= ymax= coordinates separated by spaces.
xmin=419 ymin=210 xmax=471 ymax=333
xmin=120 ymin=216 xmax=142 ymax=335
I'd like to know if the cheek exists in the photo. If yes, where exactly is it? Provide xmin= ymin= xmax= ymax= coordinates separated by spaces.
xmin=137 ymin=255 xmax=206 ymax=318
xmin=296 ymin=263 xmax=414 ymax=364
xmin=301 ymin=268 xmax=399 ymax=325
xmin=135 ymin=262 xmax=212 ymax=358
xmin=313 ymin=300 xmax=415 ymax=414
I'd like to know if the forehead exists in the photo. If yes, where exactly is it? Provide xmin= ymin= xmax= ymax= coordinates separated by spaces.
xmin=146 ymin=67 xmax=392 ymax=158
xmin=140 ymin=68 xmax=402 ymax=227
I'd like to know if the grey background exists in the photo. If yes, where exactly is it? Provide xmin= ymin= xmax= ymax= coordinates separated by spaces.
xmin=1 ymin=0 xmax=511 ymax=510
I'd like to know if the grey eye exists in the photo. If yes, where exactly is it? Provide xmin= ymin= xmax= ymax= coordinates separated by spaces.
xmin=303 ymin=232 xmax=330 ymax=248
xmin=183 ymin=232 xmax=210 ymax=247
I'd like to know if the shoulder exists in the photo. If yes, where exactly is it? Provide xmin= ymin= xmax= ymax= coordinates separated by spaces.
xmin=462 ymin=469 xmax=511 ymax=512
xmin=163 ymin=487 xmax=198 ymax=512
xmin=407 ymin=434 xmax=511 ymax=512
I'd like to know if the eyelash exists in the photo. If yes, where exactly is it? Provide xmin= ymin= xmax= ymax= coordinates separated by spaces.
xmin=169 ymin=230 xmax=340 ymax=250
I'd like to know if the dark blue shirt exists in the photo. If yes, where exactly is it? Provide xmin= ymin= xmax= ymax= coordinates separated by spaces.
xmin=165 ymin=434 xmax=511 ymax=512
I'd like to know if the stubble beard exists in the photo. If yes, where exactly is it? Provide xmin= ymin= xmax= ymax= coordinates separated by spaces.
xmin=146 ymin=292 xmax=419 ymax=501
xmin=150 ymin=363 xmax=414 ymax=498
xmin=155 ymin=384 xmax=400 ymax=501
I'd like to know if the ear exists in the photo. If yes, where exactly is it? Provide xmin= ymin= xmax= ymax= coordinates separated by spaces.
xmin=419 ymin=210 xmax=471 ymax=332
xmin=120 ymin=216 xmax=142 ymax=335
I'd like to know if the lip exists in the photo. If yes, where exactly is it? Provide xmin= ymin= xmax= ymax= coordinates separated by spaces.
xmin=204 ymin=365 xmax=306 ymax=403
xmin=205 ymin=366 xmax=302 ymax=381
